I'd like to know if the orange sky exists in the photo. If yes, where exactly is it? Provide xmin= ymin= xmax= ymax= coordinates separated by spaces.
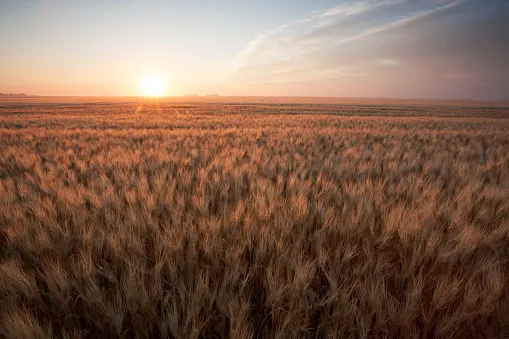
xmin=1 ymin=0 xmax=508 ymax=100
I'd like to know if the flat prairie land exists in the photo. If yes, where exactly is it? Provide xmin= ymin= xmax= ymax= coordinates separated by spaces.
xmin=1 ymin=98 xmax=509 ymax=338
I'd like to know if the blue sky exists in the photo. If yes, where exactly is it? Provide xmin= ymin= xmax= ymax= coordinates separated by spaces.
xmin=0 ymin=0 xmax=508 ymax=99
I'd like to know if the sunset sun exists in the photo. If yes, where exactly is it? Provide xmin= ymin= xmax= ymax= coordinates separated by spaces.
xmin=141 ymin=76 xmax=166 ymax=97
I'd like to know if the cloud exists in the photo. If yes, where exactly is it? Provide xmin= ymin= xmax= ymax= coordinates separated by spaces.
xmin=377 ymin=59 xmax=400 ymax=66
xmin=246 ymin=67 xmax=370 ymax=84
xmin=233 ymin=0 xmax=462 ymax=83
xmin=231 ymin=0 xmax=509 ymax=99
xmin=445 ymin=73 xmax=476 ymax=79
xmin=321 ymin=0 xmax=405 ymax=17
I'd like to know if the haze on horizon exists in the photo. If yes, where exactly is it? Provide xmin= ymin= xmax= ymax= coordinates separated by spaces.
xmin=0 ymin=0 xmax=508 ymax=100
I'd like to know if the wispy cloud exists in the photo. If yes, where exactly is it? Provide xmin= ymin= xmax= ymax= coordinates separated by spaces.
xmin=230 ymin=0 xmax=509 ymax=99
xmin=445 ymin=73 xmax=476 ymax=79
xmin=233 ymin=0 xmax=462 ymax=84
xmin=321 ymin=0 xmax=405 ymax=17
xmin=246 ymin=67 xmax=370 ymax=84
xmin=377 ymin=59 xmax=400 ymax=66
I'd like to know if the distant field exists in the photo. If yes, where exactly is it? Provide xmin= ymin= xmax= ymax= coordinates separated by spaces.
xmin=2 ymin=95 xmax=509 ymax=106
xmin=1 ymin=99 xmax=509 ymax=338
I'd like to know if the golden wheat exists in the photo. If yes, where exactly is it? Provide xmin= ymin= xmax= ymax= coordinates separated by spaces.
xmin=1 ymin=100 xmax=509 ymax=338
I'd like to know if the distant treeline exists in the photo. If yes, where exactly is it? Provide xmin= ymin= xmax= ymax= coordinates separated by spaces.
xmin=0 ymin=93 xmax=31 ymax=97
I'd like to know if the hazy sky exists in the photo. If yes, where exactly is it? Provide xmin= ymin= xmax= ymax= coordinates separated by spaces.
xmin=1 ymin=0 xmax=508 ymax=99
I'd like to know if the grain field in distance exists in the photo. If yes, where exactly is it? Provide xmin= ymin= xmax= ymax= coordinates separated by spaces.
xmin=1 ymin=99 xmax=509 ymax=338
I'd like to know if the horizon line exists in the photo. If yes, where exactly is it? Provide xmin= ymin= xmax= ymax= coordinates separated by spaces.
xmin=2 ymin=94 xmax=509 ymax=105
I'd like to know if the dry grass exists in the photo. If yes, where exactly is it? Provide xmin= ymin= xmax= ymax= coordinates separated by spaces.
xmin=1 ymin=100 xmax=509 ymax=338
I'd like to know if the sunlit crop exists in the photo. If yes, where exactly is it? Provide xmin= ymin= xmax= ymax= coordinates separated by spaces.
xmin=1 ymin=99 xmax=509 ymax=338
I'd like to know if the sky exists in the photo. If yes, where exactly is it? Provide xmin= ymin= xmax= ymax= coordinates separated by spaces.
xmin=0 ymin=0 xmax=508 ymax=100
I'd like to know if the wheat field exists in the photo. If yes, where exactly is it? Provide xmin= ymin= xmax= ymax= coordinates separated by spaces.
xmin=1 ymin=99 xmax=509 ymax=338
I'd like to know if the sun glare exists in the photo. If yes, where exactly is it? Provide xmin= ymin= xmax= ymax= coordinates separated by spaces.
xmin=141 ymin=77 xmax=166 ymax=97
